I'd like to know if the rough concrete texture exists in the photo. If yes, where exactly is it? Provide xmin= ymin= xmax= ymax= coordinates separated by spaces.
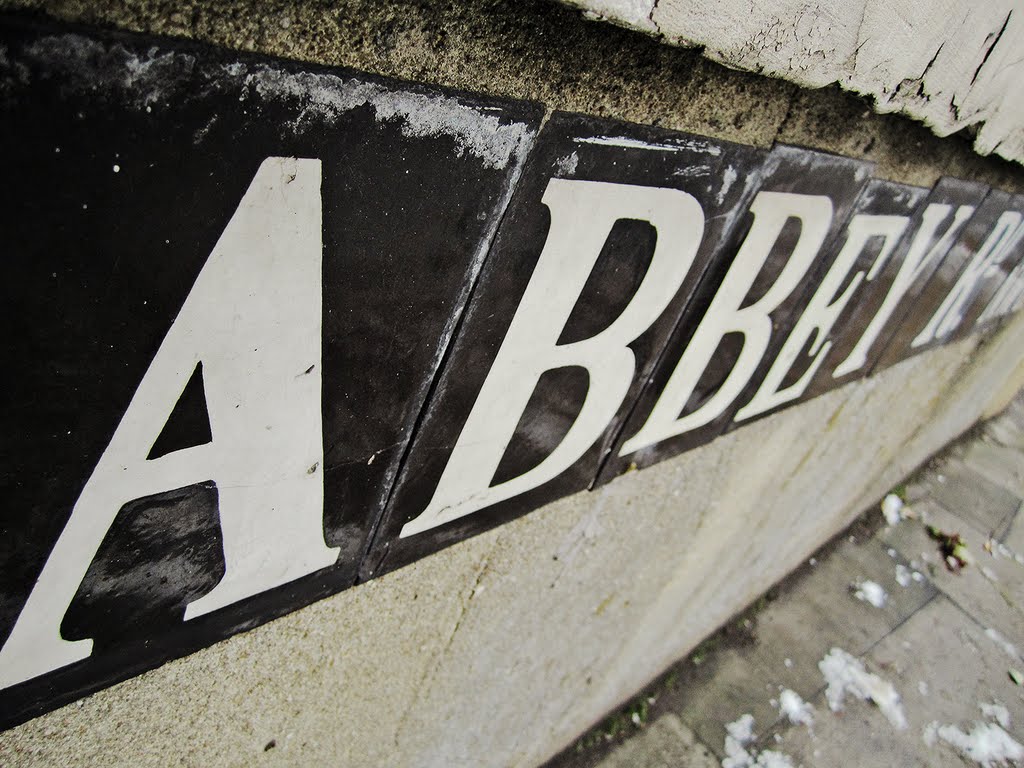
xmin=3 ymin=0 xmax=1024 ymax=192
xmin=562 ymin=0 xmax=1024 ymax=168
xmin=0 ymin=527 xmax=506 ymax=767
xmin=552 ymin=390 xmax=1024 ymax=768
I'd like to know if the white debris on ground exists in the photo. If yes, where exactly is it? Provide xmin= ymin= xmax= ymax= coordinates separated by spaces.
xmin=881 ymin=493 xmax=905 ymax=525
xmin=922 ymin=722 xmax=938 ymax=746
xmin=980 ymin=566 xmax=999 ymax=582
xmin=778 ymin=689 xmax=814 ymax=727
xmin=918 ymin=681 xmax=929 ymax=696
xmin=853 ymin=580 xmax=888 ymax=608
xmin=894 ymin=563 xmax=925 ymax=586
xmin=923 ymin=720 xmax=1024 ymax=767
xmin=989 ymin=540 xmax=1024 ymax=565
xmin=819 ymin=648 xmax=908 ymax=729
xmin=979 ymin=702 xmax=1011 ymax=729
xmin=984 ymin=628 xmax=1022 ymax=662
xmin=721 ymin=714 xmax=795 ymax=768
xmin=727 ymin=714 xmax=755 ymax=742
xmin=722 ymin=714 xmax=755 ymax=768
xmin=895 ymin=564 xmax=912 ymax=587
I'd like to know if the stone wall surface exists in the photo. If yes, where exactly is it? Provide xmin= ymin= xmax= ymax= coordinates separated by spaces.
xmin=561 ymin=0 xmax=1024 ymax=167
xmin=3 ymin=2 xmax=1024 ymax=767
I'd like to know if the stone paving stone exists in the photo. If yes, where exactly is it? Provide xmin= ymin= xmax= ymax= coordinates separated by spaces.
xmin=759 ymin=597 xmax=1024 ymax=767
xmin=592 ymin=714 xmax=718 ymax=768
xmin=674 ymin=648 xmax=781 ymax=759
xmin=1003 ymin=506 xmax=1024 ymax=556
xmin=879 ymin=498 xmax=1024 ymax=659
xmin=996 ymin=511 xmax=1024 ymax=614
xmin=867 ymin=597 xmax=1024 ymax=744
xmin=552 ymin=397 xmax=1024 ymax=768
xmin=675 ymin=537 xmax=935 ymax=756
xmin=922 ymin=455 xmax=1021 ymax=538
xmin=956 ymin=437 xmax=1024 ymax=499
xmin=985 ymin=399 xmax=1024 ymax=450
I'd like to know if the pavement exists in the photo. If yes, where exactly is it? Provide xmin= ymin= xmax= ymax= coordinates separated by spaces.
xmin=545 ymin=393 xmax=1024 ymax=768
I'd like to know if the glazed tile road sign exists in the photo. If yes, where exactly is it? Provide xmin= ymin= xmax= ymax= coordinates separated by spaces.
xmin=834 ymin=177 xmax=990 ymax=378
xmin=877 ymin=188 xmax=1024 ymax=367
xmin=3 ymin=14 xmax=1024 ymax=730
xmin=789 ymin=179 xmax=931 ymax=402
xmin=0 ymin=18 xmax=540 ymax=727
xmin=362 ymin=112 xmax=766 ymax=577
xmin=600 ymin=145 xmax=872 ymax=478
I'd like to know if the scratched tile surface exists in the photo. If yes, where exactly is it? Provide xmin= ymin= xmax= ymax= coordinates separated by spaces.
xmin=833 ymin=177 xmax=989 ymax=379
xmin=795 ymin=179 xmax=930 ymax=401
xmin=602 ymin=145 xmax=872 ymax=478
xmin=0 ymin=18 xmax=540 ymax=727
xmin=876 ymin=188 xmax=1024 ymax=368
xmin=364 ymin=112 xmax=766 ymax=577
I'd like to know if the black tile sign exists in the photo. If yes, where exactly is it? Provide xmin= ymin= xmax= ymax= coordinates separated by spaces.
xmin=2 ymin=16 xmax=1024 ymax=728
xmin=597 ymin=145 xmax=872 ymax=481
xmin=0 ymin=18 xmax=540 ymax=726
xmin=795 ymin=179 xmax=932 ymax=399
xmin=363 ymin=113 xmax=766 ymax=577
xmin=820 ymin=177 xmax=989 ymax=381
xmin=876 ymin=188 xmax=1024 ymax=367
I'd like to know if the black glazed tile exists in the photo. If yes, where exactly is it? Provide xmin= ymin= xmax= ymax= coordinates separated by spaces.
xmin=806 ymin=176 xmax=988 ymax=388
xmin=978 ymin=240 xmax=1024 ymax=326
xmin=876 ymin=189 xmax=1024 ymax=368
xmin=0 ymin=18 xmax=541 ymax=727
xmin=364 ymin=112 xmax=768 ymax=578
xmin=783 ymin=179 xmax=930 ymax=403
xmin=600 ymin=144 xmax=872 ymax=479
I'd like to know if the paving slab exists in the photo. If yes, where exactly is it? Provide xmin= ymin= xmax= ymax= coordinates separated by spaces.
xmin=1003 ymin=507 xmax=1024 ymax=557
xmin=879 ymin=499 xmax=1024 ymax=649
xmin=675 ymin=535 xmax=935 ymax=757
xmin=760 ymin=596 xmax=1024 ymax=767
xmin=673 ymin=647 xmax=784 ymax=759
xmin=592 ymin=714 xmax=718 ymax=768
xmin=985 ymin=398 xmax=1024 ymax=450
xmin=919 ymin=455 xmax=1021 ymax=538
xmin=957 ymin=437 xmax=1024 ymax=499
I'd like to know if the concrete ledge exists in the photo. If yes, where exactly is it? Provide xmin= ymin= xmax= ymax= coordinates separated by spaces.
xmin=4 ymin=306 xmax=1024 ymax=768
xmin=560 ymin=0 xmax=1024 ymax=167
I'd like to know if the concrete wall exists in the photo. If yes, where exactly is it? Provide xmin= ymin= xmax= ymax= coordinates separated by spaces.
xmin=561 ymin=0 xmax=1024 ymax=167
xmin=3 ymin=1 xmax=1024 ymax=766
xmin=5 ymin=299 xmax=1024 ymax=768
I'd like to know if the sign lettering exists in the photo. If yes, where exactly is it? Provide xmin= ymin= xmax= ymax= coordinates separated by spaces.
xmin=3 ymin=19 xmax=1023 ymax=727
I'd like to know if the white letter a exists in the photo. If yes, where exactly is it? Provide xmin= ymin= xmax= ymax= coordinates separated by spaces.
xmin=0 ymin=157 xmax=338 ymax=689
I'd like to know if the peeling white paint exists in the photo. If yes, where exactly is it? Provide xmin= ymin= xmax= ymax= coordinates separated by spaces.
xmin=244 ymin=68 xmax=534 ymax=169
xmin=554 ymin=150 xmax=580 ymax=175
xmin=561 ymin=0 xmax=1024 ymax=166
xmin=9 ymin=34 xmax=534 ymax=170
xmin=574 ymin=134 xmax=723 ymax=155
xmin=718 ymin=164 xmax=738 ymax=205
xmin=562 ymin=0 xmax=658 ymax=34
